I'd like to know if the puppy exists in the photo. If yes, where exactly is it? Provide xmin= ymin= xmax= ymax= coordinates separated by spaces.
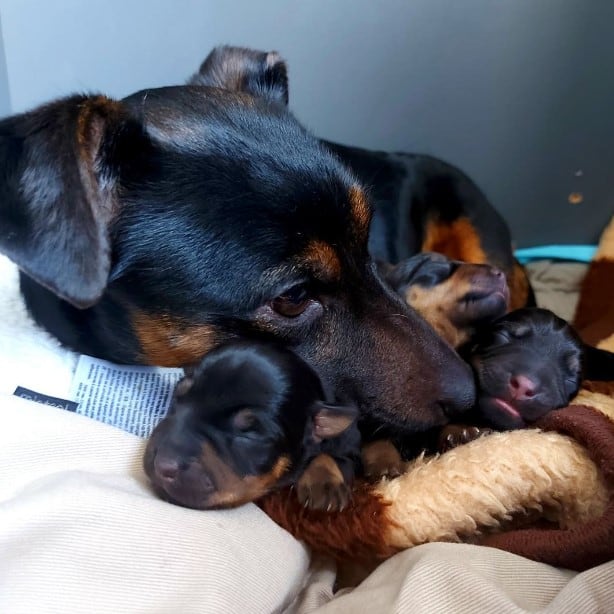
xmin=0 ymin=47 xmax=476 ymax=435
xmin=144 ymin=342 xmax=360 ymax=511
xmin=465 ymin=308 xmax=584 ymax=430
xmin=381 ymin=252 xmax=509 ymax=348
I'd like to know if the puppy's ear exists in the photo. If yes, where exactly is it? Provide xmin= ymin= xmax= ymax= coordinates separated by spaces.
xmin=0 ymin=95 xmax=130 ymax=308
xmin=188 ymin=45 xmax=289 ymax=105
xmin=311 ymin=402 xmax=358 ymax=442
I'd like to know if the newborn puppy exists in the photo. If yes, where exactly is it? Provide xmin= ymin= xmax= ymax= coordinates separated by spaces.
xmin=382 ymin=252 xmax=510 ymax=348
xmin=144 ymin=342 xmax=360 ymax=511
xmin=464 ymin=308 xmax=583 ymax=430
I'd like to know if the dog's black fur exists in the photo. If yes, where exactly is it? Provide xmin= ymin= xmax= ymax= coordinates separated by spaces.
xmin=0 ymin=46 xmax=479 ymax=433
xmin=144 ymin=341 xmax=360 ymax=510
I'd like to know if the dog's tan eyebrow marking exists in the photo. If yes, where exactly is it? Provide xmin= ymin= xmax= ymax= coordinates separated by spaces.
xmin=348 ymin=185 xmax=372 ymax=239
xmin=300 ymin=240 xmax=342 ymax=281
xmin=132 ymin=312 xmax=218 ymax=366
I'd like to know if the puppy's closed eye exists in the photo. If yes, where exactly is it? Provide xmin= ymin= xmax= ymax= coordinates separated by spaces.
xmin=232 ymin=409 xmax=259 ymax=432
xmin=508 ymin=324 xmax=531 ymax=338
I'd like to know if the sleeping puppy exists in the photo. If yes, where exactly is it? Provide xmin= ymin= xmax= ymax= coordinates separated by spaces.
xmin=439 ymin=307 xmax=614 ymax=450
xmin=464 ymin=308 xmax=584 ymax=430
xmin=144 ymin=342 xmax=360 ymax=511
xmin=381 ymin=252 xmax=509 ymax=348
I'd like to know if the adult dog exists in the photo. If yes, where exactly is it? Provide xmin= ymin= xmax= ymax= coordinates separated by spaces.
xmin=0 ymin=46 xmax=490 ymax=431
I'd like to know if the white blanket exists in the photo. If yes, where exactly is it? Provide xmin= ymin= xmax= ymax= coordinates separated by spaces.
xmin=1 ymin=254 xmax=613 ymax=613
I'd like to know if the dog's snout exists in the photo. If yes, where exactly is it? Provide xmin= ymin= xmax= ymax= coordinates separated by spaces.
xmin=437 ymin=358 xmax=476 ymax=416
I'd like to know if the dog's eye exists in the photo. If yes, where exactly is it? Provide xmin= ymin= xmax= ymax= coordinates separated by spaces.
xmin=271 ymin=285 xmax=312 ymax=317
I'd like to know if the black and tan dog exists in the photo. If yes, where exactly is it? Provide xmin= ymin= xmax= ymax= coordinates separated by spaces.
xmin=0 ymin=46 xmax=484 ymax=434
xmin=144 ymin=341 xmax=360 ymax=511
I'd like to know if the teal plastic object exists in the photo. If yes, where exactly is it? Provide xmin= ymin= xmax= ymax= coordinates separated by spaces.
xmin=514 ymin=245 xmax=597 ymax=264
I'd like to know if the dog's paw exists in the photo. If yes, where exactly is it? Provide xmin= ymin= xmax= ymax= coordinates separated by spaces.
xmin=438 ymin=424 xmax=493 ymax=453
xmin=361 ymin=439 xmax=405 ymax=482
xmin=295 ymin=454 xmax=351 ymax=512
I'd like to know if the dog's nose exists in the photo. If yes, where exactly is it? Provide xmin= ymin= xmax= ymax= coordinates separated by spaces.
xmin=509 ymin=374 xmax=537 ymax=401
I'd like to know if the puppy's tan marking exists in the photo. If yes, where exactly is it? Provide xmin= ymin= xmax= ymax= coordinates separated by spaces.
xmin=296 ymin=453 xmax=350 ymax=511
xmin=362 ymin=440 xmax=406 ymax=482
xmin=200 ymin=442 xmax=290 ymax=508
xmin=421 ymin=217 xmax=488 ymax=264
xmin=405 ymin=276 xmax=474 ymax=348
xmin=132 ymin=312 xmax=218 ymax=366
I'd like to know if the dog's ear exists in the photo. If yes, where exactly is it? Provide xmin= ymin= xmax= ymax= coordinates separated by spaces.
xmin=188 ymin=45 xmax=289 ymax=105
xmin=0 ymin=94 xmax=131 ymax=308
xmin=311 ymin=402 xmax=358 ymax=442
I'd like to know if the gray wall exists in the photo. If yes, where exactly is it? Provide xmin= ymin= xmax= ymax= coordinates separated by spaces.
xmin=0 ymin=13 xmax=9 ymax=117
xmin=1 ymin=0 xmax=612 ymax=247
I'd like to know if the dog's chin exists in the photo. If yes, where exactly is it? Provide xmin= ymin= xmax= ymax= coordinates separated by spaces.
xmin=478 ymin=396 xmax=526 ymax=430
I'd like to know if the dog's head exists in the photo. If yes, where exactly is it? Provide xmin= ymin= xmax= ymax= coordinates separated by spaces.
xmin=143 ymin=341 xmax=357 ymax=509
xmin=384 ymin=252 xmax=509 ymax=347
xmin=467 ymin=308 xmax=583 ymax=429
xmin=0 ymin=46 xmax=475 ymax=430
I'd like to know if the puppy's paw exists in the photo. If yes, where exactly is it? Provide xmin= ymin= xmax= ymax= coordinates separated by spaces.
xmin=295 ymin=454 xmax=351 ymax=512
xmin=361 ymin=440 xmax=405 ymax=482
xmin=438 ymin=424 xmax=493 ymax=453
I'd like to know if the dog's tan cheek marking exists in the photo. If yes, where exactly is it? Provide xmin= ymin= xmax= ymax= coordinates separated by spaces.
xmin=421 ymin=217 xmax=488 ymax=264
xmin=301 ymin=240 xmax=342 ymax=281
xmin=132 ymin=312 xmax=218 ymax=366
xmin=348 ymin=185 xmax=372 ymax=239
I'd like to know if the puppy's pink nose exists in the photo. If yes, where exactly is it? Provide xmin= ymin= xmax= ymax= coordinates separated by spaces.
xmin=509 ymin=374 xmax=537 ymax=401
xmin=154 ymin=456 xmax=180 ymax=482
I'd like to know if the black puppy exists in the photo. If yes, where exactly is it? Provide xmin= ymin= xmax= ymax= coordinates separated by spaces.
xmin=0 ymin=47 xmax=475 ymax=435
xmin=466 ymin=308 xmax=584 ymax=430
xmin=144 ymin=342 xmax=360 ymax=511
